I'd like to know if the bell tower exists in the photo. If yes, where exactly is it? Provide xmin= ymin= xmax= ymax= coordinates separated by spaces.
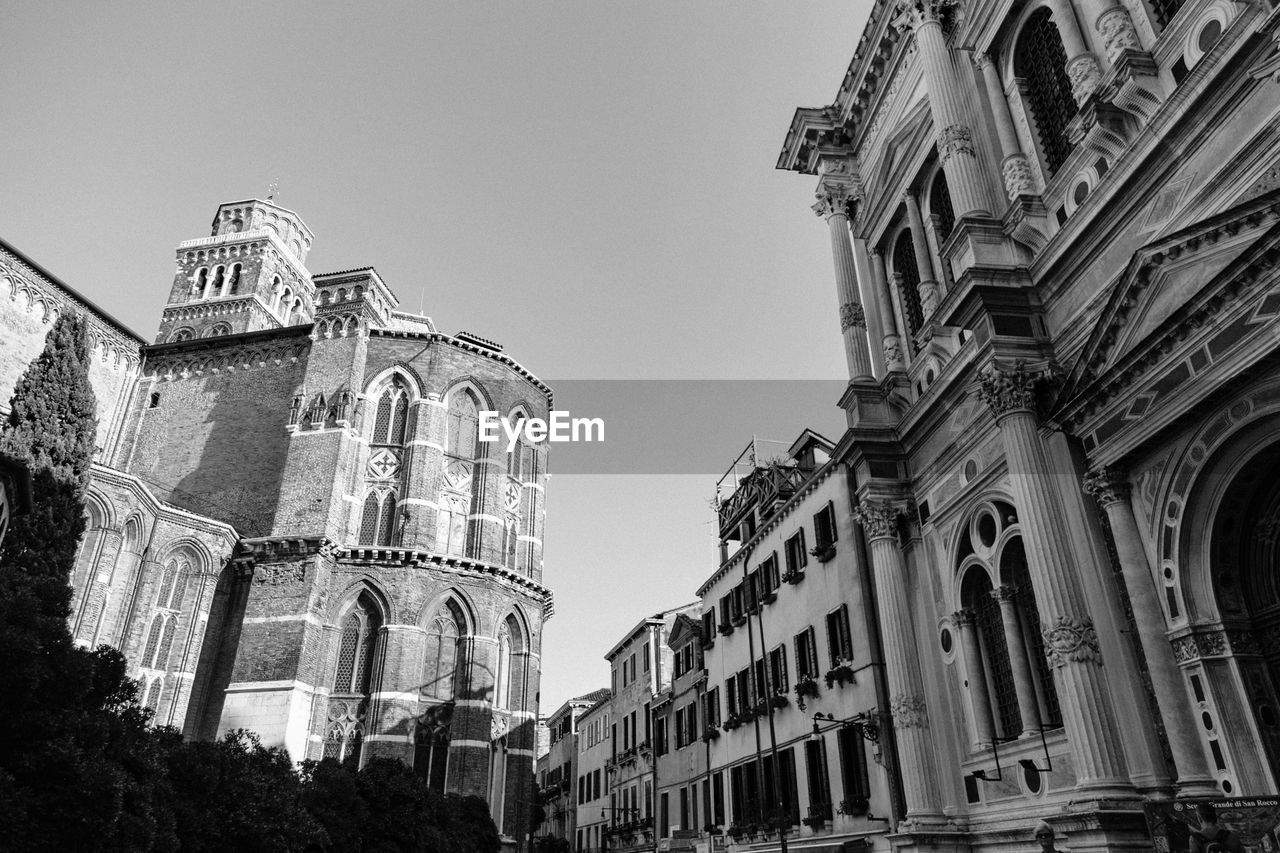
xmin=156 ymin=199 xmax=317 ymax=343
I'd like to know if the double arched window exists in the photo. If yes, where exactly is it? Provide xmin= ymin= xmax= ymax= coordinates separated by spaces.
xmin=359 ymin=378 xmax=411 ymax=546
xmin=1013 ymin=9 xmax=1077 ymax=177
xmin=954 ymin=501 xmax=1062 ymax=744
xmin=439 ymin=388 xmax=482 ymax=558
xmin=494 ymin=613 xmax=526 ymax=711
xmin=423 ymin=600 xmax=467 ymax=701
xmin=140 ymin=555 xmax=192 ymax=715
xmin=325 ymin=593 xmax=384 ymax=765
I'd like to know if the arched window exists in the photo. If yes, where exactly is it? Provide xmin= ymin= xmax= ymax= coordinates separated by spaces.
xmin=358 ymin=378 xmax=411 ymax=546
xmin=1014 ymin=9 xmax=1077 ymax=177
xmin=929 ymin=168 xmax=956 ymax=244
xmin=423 ymin=600 xmax=466 ymax=701
xmin=271 ymin=277 xmax=284 ymax=311
xmin=439 ymin=388 xmax=482 ymax=558
xmin=953 ymin=502 xmax=1062 ymax=744
xmin=892 ymin=230 xmax=923 ymax=337
xmin=496 ymin=620 xmax=512 ymax=710
xmin=414 ymin=721 xmax=451 ymax=792
xmin=210 ymin=266 xmax=225 ymax=297
xmin=326 ymin=593 xmax=383 ymax=765
xmin=193 ymin=268 xmax=208 ymax=299
xmin=203 ymin=322 xmax=232 ymax=338
xmin=138 ymin=555 xmax=192 ymax=721
xmin=227 ymin=263 xmax=242 ymax=295
xmin=170 ymin=328 xmax=194 ymax=343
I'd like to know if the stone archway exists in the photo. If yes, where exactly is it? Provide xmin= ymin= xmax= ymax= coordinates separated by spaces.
xmin=1208 ymin=439 xmax=1280 ymax=775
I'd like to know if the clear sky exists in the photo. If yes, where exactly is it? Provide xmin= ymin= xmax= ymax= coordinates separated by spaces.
xmin=3 ymin=1 xmax=870 ymax=712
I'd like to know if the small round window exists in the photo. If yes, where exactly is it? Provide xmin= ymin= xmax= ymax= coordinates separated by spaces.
xmin=1073 ymin=180 xmax=1090 ymax=205
xmin=977 ymin=512 xmax=998 ymax=548
xmin=1198 ymin=19 xmax=1222 ymax=53
xmin=940 ymin=627 xmax=954 ymax=655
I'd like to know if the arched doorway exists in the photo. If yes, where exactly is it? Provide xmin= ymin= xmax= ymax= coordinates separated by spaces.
xmin=1208 ymin=439 xmax=1280 ymax=775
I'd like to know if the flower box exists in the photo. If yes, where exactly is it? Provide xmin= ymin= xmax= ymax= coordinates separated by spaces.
xmin=781 ymin=568 xmax=804 ymax=585
xmin=824 ymin=661 xmax=855 ymax=689
xmin=810 ymin=543 xmax=837 ymax=563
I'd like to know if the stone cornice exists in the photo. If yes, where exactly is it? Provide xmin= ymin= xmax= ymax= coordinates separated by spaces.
xmin=89 ymin=463 xmax=240 ymax=543
xmin=366 ymin=328 xmax=553 ymax=404
xmin=142 ymin=328 xmax=312 ymax=380
xmin=1 ymin=241 xmax=144 ymax=368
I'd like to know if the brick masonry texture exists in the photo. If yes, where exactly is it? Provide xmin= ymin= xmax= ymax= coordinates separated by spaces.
xmin=1 ymin=206 xmax=552 ymax=850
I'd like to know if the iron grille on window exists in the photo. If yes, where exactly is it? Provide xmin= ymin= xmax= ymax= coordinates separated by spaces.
xmin=1007 ymin=542 xmax=1063 ymax=727
xmin=1015 ymin=10 xmax=1077 ymax=176
xmin=892 ymin=231 xmax=924 ymax=340
xmin=1149 ymin=0 xmax=1185 ymax=29
xmin=973 ymin=583 xmax=1023 ymax=738
xmin=931 ymin=169 xmax=956 ymax=243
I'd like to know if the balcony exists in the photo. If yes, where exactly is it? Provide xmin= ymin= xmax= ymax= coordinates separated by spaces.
xmin=716 ymin=459 xmax=813 ymax=540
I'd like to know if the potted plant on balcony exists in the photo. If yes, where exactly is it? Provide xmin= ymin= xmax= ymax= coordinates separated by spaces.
xmin=794 ymin=675 xmax=820 ymax=709
xmin=727 ymin=823 xmax=749 ymax=841
xmin=837 ymin=796 xmax=870 ymax=817
xmin=781 ymin=566 xmax=804 ymax=584
xmin=803 ymin=802 xmax=832 ymax=829
xmin=702 ymin=725 xmax=720 ymax=743
xmin=722 ymin=712 xmax=740 ymax=732
xmin=810 ymin=541 xmax=837 ymax=563
xmin=769 ymin=692 xmax=789 ymax=710
xmin=824 ymin=659 xmax=855 ymax=689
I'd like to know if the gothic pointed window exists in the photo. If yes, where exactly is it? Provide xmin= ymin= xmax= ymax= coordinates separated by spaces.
xmin=414 ymin=722 xmax=451 ymax=793
xmin=359 ymin=378 xmax=411 ymax=546
xmin=423 ymin=601 xmax=465 ymax=701
xmin=138 ymin=556 xmax=193 ymax=722
xmin=495 ymin=620 xmax=512 ymax=710
xmin=1015 ymin=9 xmax=1077 ymax=177
xmin=326 ymin=595 xmax=381 ymax=764
xmin=440 ymin=388 xmax=482 ymax=558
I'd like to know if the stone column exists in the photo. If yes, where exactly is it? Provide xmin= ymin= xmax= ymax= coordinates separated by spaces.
xmin=978 ymin=363 xmax=1131 ymax=795
xmin=896 ymin=0 xmax=990 ymax=218
xmin=852 ymin=501 xmax=943 ymax=824
xmin=903 ymin=192 xmax=941 ymax=319
xmin=1083 ymin=468 xmax=1220 ymax=796
xmin=871 ymin=250 xmax=907 ymax=371
xmin=1044 ymin=0 xmax=1104 ymax=103
xmin=814 ymin=179 xmax=875 ymax=381
xmin=853 ymin=237 xmax=887 ymax=378
xmin=952 ymin=609 xmax=996 ymax=745
xmin=992 ymin=585 xmax=1043 ymax=735
xmin=975 ymin=53 xmax=1036 ymax=200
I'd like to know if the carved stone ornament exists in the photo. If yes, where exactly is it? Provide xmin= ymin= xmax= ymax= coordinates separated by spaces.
xmin=491 ymin=712 xmax=509 ymax=741
xmin=991 ymin=584 xmax=1019 ymax=604
xmin=1082 ymin=466 xmax=1132 ymax=507
xmin=1171 ymin=630 xmax=1229 ymax=663
xmin=951 ymin=608 xmax=976 ymax=628
xmin=1096 ymin=5 xmax=1141 ymax=63
xmin=1001 ymin=155 xmax=1036 ymax=199
xmin=884 ymin=337 xmax=906 ymax=370
xmin=973 ymin=51 xmax=994 ymax=71
xmin=840 ymin=301 xmax=867 ymax=330
xmin=937 ymin=124 xmax=975 ymax=163
xmin=852 ymin=500 xmax=902 ymax=540
xmin=918 ymin=280 xmax=940 ymax=318
xmin=892 ymin=0 xmax=959 ymax=31
xmin=978 ymin=361 xmax=1044 ymax=418
xmin=812 ymin=179 xmax=861 ymax=220
xmin=255 ymin=562 xmax=306 ymax=585
xmin=1042 ymin=615 xmax=1103 ymax=668
xmin=890 ymin=693 xmax=929 ymax=728
xmin=1067 ymin=54 xmax=1103 ymax=105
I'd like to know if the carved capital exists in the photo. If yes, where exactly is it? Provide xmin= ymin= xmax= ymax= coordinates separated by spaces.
xmin=890 ymin=693 xmax=929 ymax=728
xmin=1096 ymin=5 xmax=1141 ymax=62
xmin=978 ymin=361 xmax=1046 ymax=419
xmin=1043 ymin=615 xmax=1103 ymax=668
xmin=1082 ymin=466 xmax=1132 ymax=508
xmin=813 ymin=173 xmax=863 ymax=220
xmin=918 ymin=280 xmax=940 ymax=318
xmin=840 ymin=301 xmax=867 ymax=330
xmin=1001 ymin=155 xmax=1036 ymax=200
xmin=853 ymin=500 xmax=903 ymax=541
xmin=973 ymin=51 xmax=994 ymax=71
xmin=991 ymin=584 xmax=1019 ymax=604
xmin=937 ymin=124 xmax=975 ymax=163
xmin=892 ymin=0 xmax=958 ymax=31
xmin=951 ymin=608 xmax=976 ymax=629
xmin=1067 ymin=53 xmax=1103 ymax=104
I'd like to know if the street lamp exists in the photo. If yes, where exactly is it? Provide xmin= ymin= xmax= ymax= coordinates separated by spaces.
xmin=807 ymin=711 xmax=880 ymax=743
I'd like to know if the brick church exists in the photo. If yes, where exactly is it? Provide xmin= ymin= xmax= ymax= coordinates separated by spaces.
xmin=0 ymin=199 xmax=552 ymax=848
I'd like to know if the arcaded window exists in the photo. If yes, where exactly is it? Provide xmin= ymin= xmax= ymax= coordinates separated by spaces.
xmin=891 ymin=229 xmax=923 ymax=337
xmin=423 ymin=600 xmax=466 ymax=701
xmin=929 ymin=168 xmax=956 ymax=244
xmin=138 ymin=554 xmax=193 ymax=722
xmin=1014 ymin=9 xmax=1077 ymax=177
xmin=439 ymin=388 xmax=482 ymax=558
xmin=358 ymin=378 xmax=411 ymax=546
xmin=325 ymin=593 xmax=383 ymax=765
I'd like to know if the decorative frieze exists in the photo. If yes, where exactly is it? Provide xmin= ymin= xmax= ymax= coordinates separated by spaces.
xmin=1042 ymin=615 xmax=1103 ymax=667
xmin=1171 ymin=630 xmax=1229 ymax=663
